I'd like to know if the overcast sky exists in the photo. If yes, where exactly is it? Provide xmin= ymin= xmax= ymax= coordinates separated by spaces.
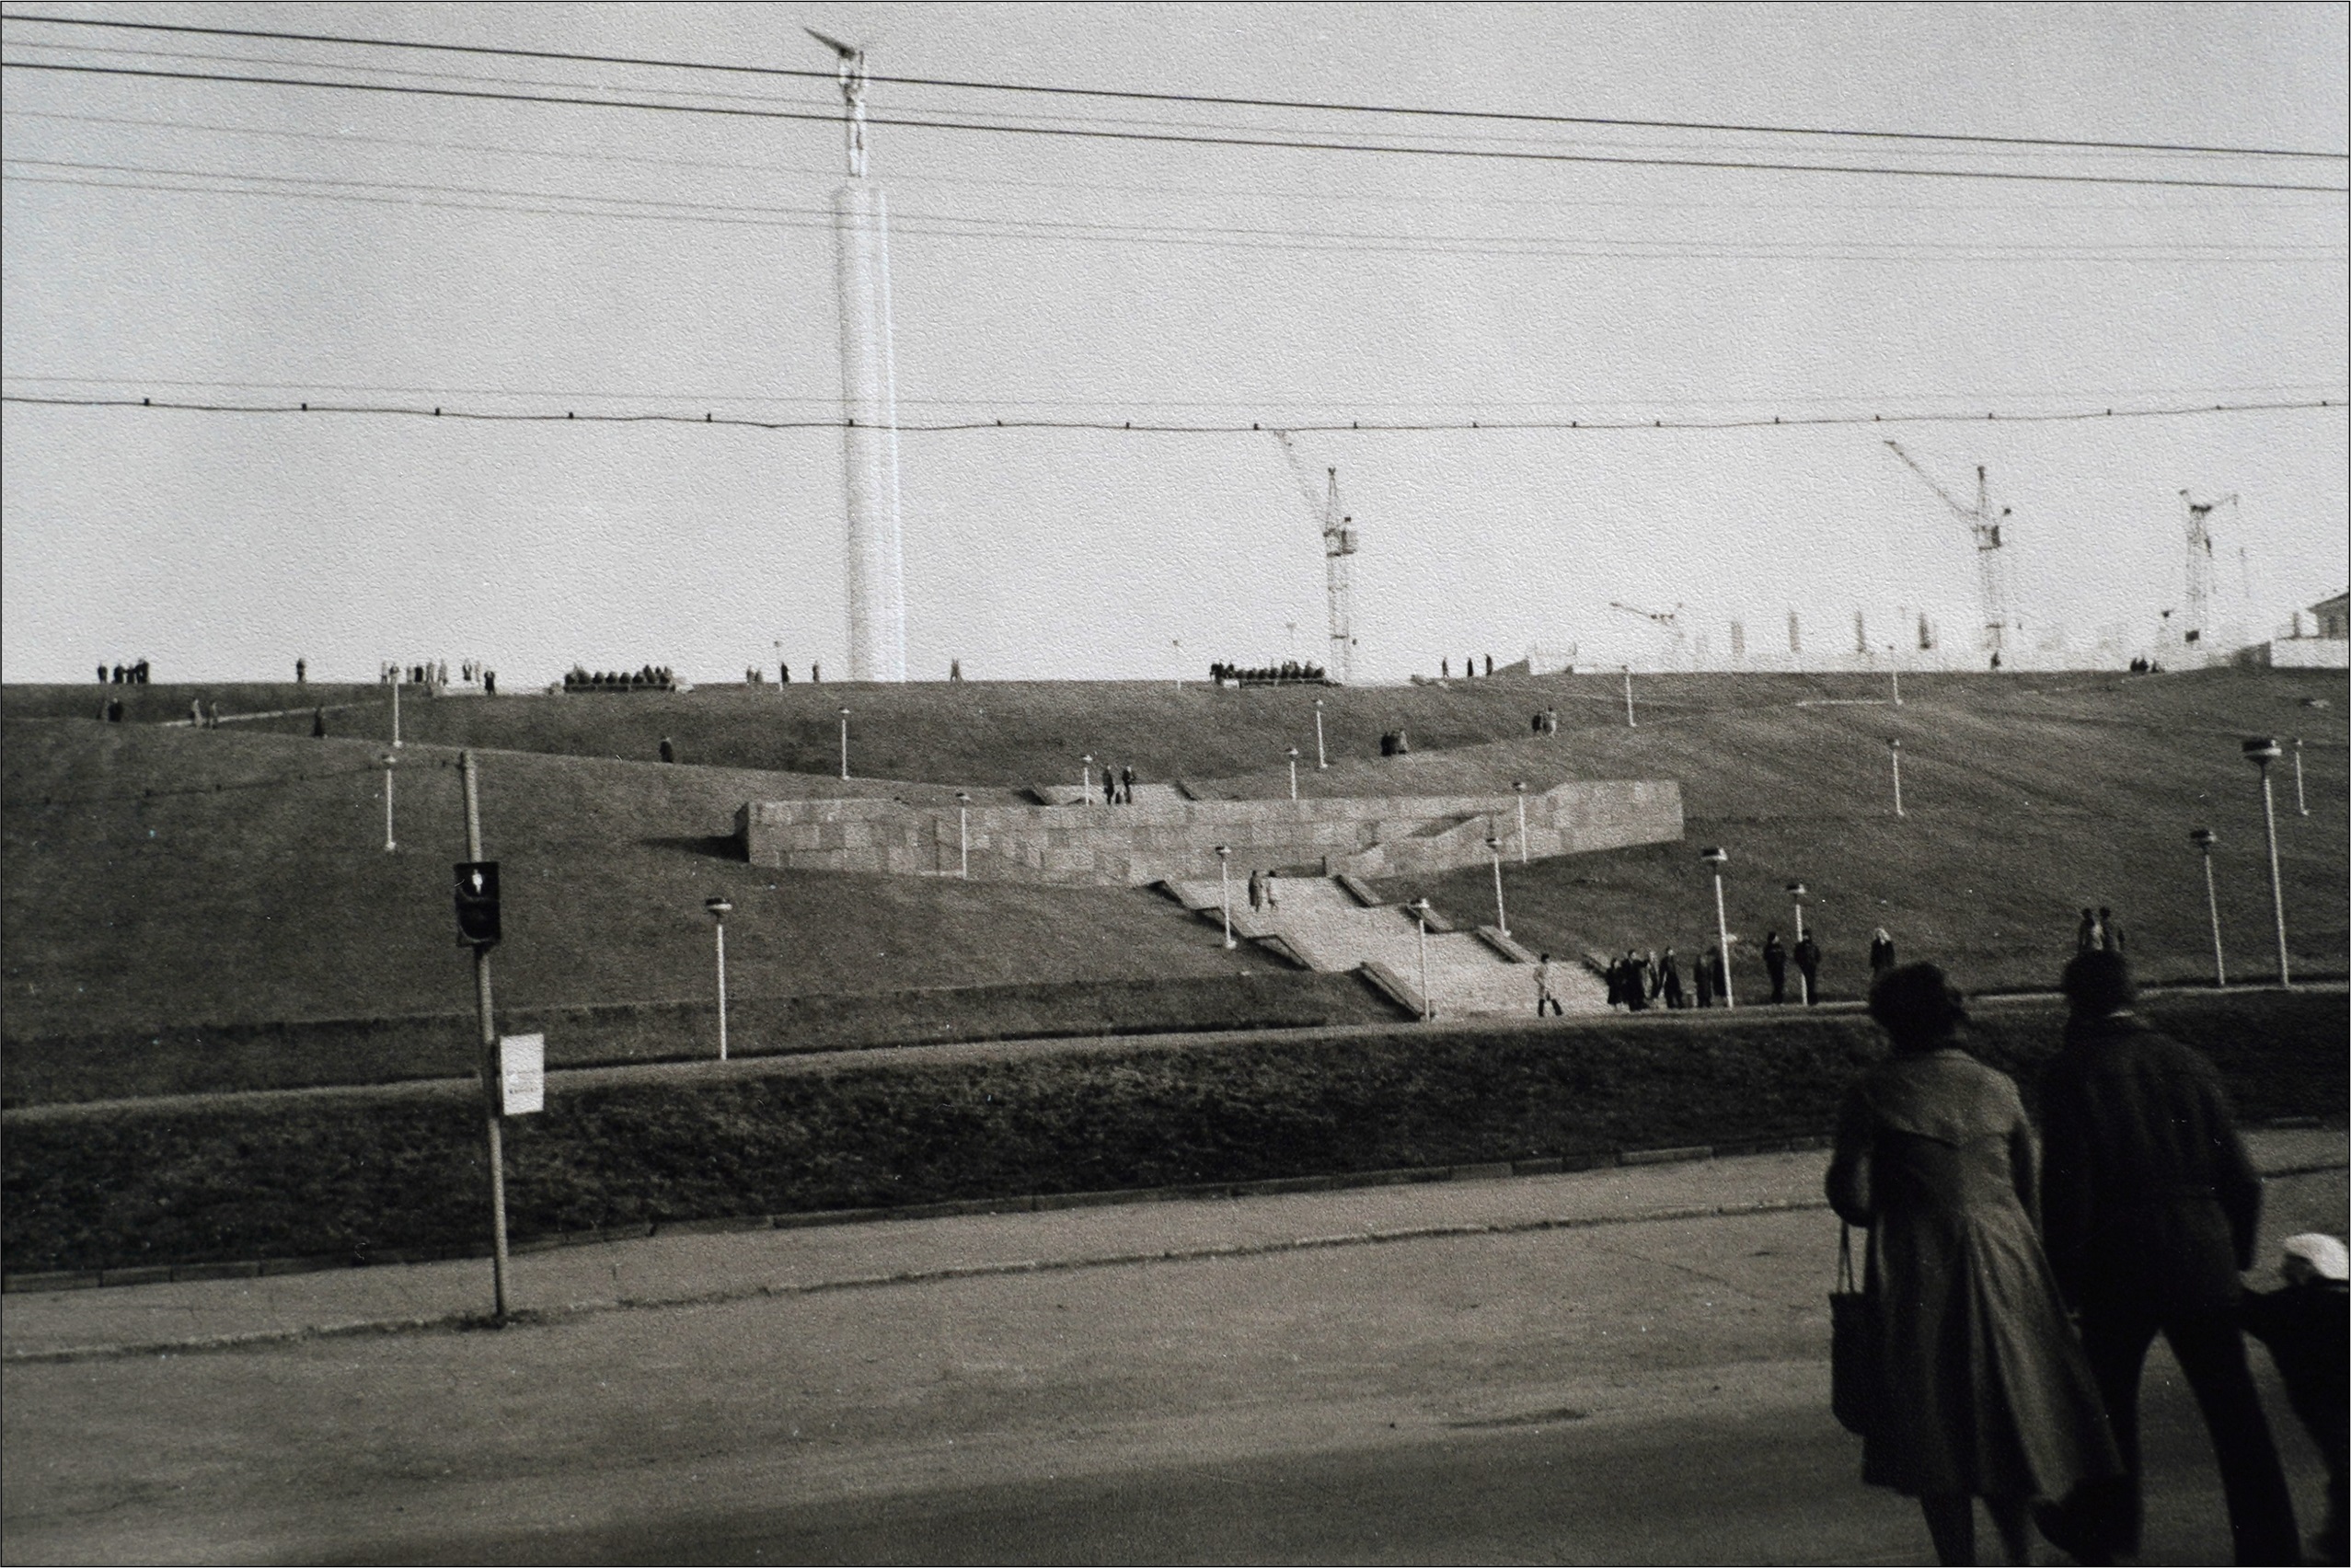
xmin=4 ymin=2 xmax=2345 ymax=683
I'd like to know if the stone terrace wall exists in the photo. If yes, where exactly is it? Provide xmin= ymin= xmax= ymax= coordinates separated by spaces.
xmin=737 ymin=780 xmax=1682 ymax=886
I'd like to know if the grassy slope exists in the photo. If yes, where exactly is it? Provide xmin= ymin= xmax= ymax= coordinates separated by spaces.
xmin=3 ymin=667 xmax=2342 ymax=1041
xmin=4 ymin=989 xmax=2339 ymax=1275
xmin=0 ymin=721 xmax=1273 ymax=1039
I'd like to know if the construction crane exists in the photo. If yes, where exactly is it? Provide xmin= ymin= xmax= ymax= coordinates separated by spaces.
xmin=1884 ymin=440 xmax=2013 ymax=666
xmin=1608 ymin=600 xmax=1687 ymax=668
xmin=1270 ymin=431 xmax=1359 ymax=684
xmin=2179 ymin=490 xmax=2238 ymax=657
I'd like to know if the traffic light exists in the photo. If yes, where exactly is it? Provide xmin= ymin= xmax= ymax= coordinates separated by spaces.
xmin=454 ymin=860 xmax=501 ymax=947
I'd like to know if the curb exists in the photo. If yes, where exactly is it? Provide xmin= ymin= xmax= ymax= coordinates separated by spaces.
xmin=1 ymin=1136 xmax=1843 ymax=1299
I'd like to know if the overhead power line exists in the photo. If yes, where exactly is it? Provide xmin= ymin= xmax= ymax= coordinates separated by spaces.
xmin=2 ymin=60 xmax=2342 ymax=194
xmin=6 ymin=392 xmax=2340 ymax=434
xmin=4 ymin=9 xmax=2344 ymax=160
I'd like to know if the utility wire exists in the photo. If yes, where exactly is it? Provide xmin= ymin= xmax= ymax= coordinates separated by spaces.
xmin=6 ymin=393 xmax=2339 ymax=433
xmin=5 ymin=10 xmax=2344 ymax=160
xmin=12 ymin=108 xmax=2341 ymax=215
xmin=3 ymin=60 xmax=2341 ymax=193
xmin=12 ymin=158 xmax=2340 ymax=261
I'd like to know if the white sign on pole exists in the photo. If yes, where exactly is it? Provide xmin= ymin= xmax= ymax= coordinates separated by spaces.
xmin=499 ymin=1032 xmax=545 ymax=1116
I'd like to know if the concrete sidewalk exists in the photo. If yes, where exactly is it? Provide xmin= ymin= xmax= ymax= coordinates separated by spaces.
xmin=7 ymin=1127 xmax=2340 ymax=1364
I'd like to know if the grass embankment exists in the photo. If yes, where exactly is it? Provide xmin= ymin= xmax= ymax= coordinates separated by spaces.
xmin=0 ymin=721 xmax=1262 ymax=1042
xmin=3 ymin=974 xmax=1399 ymax=1105
xmin=4 ymin=988 xmax=2339 ymax=1277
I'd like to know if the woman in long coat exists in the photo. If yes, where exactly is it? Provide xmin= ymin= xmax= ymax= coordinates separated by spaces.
xmin=1827 ymin=963 xmax=2119 ymax=1565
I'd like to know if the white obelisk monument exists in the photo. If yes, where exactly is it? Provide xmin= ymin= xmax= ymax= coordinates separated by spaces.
xmin=813 ymin=29 xmax=906 ymax=681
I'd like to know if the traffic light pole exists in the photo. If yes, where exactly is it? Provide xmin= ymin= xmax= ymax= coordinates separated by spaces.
xmin=461 ymin=750 xmax=512 ymax=1322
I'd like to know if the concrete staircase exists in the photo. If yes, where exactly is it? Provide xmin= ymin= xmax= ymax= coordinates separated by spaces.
xmin=1161 ymin=875 xmax=1609 ymax=1020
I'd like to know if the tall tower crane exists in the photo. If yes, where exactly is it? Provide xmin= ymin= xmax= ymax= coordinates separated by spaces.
xmin=1609 ymin=600 xmax=1687 ymax=668
xmin=1884 ymin=440 xmax=2013 ymax=666
xmin=2179 ymin=490 xmax=2238 ymax=657
xmin=1270 ymin=432 xmax=1359 ymax=683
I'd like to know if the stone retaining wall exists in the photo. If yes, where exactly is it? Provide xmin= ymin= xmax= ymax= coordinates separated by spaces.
xmin=738 ymin=780 xmax=1683 ymax=885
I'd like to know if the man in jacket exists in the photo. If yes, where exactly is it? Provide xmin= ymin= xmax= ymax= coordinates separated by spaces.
xmin=2034 ymin=951 xmax=2298 ymax=1565
xmin=1792 ymin=934 xmax=1821 ymax=1004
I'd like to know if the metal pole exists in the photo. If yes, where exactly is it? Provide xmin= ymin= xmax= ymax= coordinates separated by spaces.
xmin=1711 ymin=872 xmax=1735 ymax=1009
xmin=1489 ymin=840 xmax=1507 ymax=935
xmin=383 ymin=754 xmax=397 ymax=852
xmin=838 ymin=709 xmax=850 ymax=781
xmin=1792 ymin=895 xmax=1810 ymax=1005
xmin=713 ymin=917 xmax=729 ymax=1061
xmin=391 ymin=678 xmax=401 ymax=747
xmin=461 ymin=750 xmax=510 ymax=1324
xmin=2258 ymin=762 xmax=2291 ymax=986
xmin=1891 ymin=666 xmax=1902 ymax=707
xmin=1889 ymin=739 xmax=1905 ymax=818
xmin=2293 ymin=737 xmax=2308 ymax=815
xmin=1217 ymin=847 xmax=1236 ymax=949
xmin=1082 ymin=755 xmax=1092 ymax=800
xmin=1314 ymin=700 xmax=1328 ymax=769
xmin=2199 ymin=846 xmax=2227 ymax=988
xmin=1413 ymin=902 xmax=1432 ymax=1020
xmin=1288 ymin=749 xmax=1299 ymax=801
xmin=1515 ymin=783 xmax=1528 ymax=865
xmin=957 ymin=793 xmax=970 ymax=881
xmin=1622 ymin=666 xmax=1636 ymax=728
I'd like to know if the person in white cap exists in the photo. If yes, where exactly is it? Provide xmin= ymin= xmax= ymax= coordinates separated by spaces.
xmin=2242 ymin=1232 xmax=2348 ymax=1564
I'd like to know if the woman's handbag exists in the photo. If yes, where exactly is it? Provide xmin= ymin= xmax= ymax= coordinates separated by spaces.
xmin=1830 ymin=1223 xmax=1879 ymax=1435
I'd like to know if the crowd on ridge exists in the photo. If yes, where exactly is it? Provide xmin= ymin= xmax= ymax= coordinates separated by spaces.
xmin=1210 ymin=660 xmax=1326 ymax=685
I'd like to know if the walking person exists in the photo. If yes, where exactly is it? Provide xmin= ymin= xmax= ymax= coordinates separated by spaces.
xmin=2240 ymin=1233 xmax=2348 ymax=1565
xmin=1262 ymin=870 xmax=1279 ymax=912
xmin=1121 ymin=765 xmax=1135 ymax=804
xmin=1248 ymin=868 xmax=1264 ymax=913
xmin=311 ymin=707 xmax=326 ymax=738
xmin=1764 ymin=931 xmax=1789 ymax=1003
xmin=1827 ymin=963 xmax=2122 ymax=1566
xmin=1657 ymin=947 xmax=1686 ymax=1009
xmin=2095 ymin=906 xmax=2124 ymax=955
xmin=1622 ymin=950 xmax=1651 ymax=1011
xmin=1534 ymin=953 xmax=1563 ymax=1017
xmin=1694 ymin=946 xmax=1715 ymax=1009
xmin=659 ymin=737 xmax=675 ymax=764
xmin=2032 ymin=951 xmax=2300 ymax=1566
xmin=1794 ymin=932 xmax=1822 ymax=1004
xmin=1605 ymin=953 xmax=1630 ymax=1009
xmin=1869 ymin=928 xmax=1897 ymax=977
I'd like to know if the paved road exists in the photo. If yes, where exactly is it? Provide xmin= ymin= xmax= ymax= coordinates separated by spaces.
xmin=5 ymin=1144 xmax=2340 ymax=1564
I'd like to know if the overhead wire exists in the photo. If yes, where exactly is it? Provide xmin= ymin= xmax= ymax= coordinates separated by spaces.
xmin=6 ymin=392 xmax=2340 ymax=433
xmin=9 ymin=156 xmax=2343 ymax=263
xmin=2 ymin=59 xmax=2342 ymax=193
xmin=4 ymin=9 xmax=2344 ymax=160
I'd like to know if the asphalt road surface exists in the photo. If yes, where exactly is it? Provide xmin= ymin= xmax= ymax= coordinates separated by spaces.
xmin=6 ymin=1170 xmax=2339 ymax=1565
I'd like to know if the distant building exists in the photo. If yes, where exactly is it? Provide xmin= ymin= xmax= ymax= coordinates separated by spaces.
xmin=2235 ymin=589 xmax=2349 ymax=669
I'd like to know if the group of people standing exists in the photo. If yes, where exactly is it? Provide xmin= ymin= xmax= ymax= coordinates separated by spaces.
xmin=1096 ymin=765 xmax=1140 ymax=804
xmin=2077 ymin=905 xmax=2127 ymax=955
xmin=98 ymin=660 xmax=151 ymax=685
xmin=1607 ymin=930 xmax=1835 ymax=1009
xmin=1829 ymin=951 xmax=2343 ymax=1565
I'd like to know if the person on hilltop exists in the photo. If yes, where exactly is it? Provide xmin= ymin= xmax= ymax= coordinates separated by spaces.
xmin=2075 ymin=907 xmax=2103 ymax=954
xmin=1657 ymin=947 xmax=1686 ymax=1009
xmin=1693 ymin=943 xmax=1715 ymax=1008
xmin=1764 ymin=931 xmax=1789 ymax=1003
xmin=659 ymin=737 xmax=675 ymax=764
xmin=1622 ymin=950 xmax=1651 ymax=1011
xmin=1248 ymin=867 xmax=1264 ymax=913
xmin=1121 ymin=765 xmax=1136 ymax=804
xmin=1827 ymin=963 xmax=2121 ymax=1566
xmin=2096 ymin=906 xmax=2125 ymax=955
xmin=2032 ymin=950 xmax=2299 ymax=1566
xmin=1870 ymin=928 xmax=1897 ymax=976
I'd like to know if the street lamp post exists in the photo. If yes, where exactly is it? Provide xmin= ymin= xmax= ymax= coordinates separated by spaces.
xmin=1786 ymin=882 xmax=1809 ymax=1004
xmin=1216 ymin=845 xmax=1236 ymax=949
xmin=2243 ymin=738 xmax=2292 ymax=987
xmin=956 ymin=790 xmax=971 ymax=881
xmin=1171 ymin=638 xmax=1182 ymax=694
xmin=1486 ymin=834 xmax=1508 ymax=935
xmin=1513 ymin=780 xmax=1528 ymax=864
xmin=381 ymin=751 xmax=398 ymax=852
xmin=1412 ymin=896 xmax=1434 ymax=1020
xmin=837 ymin=707 xmax=851 ymax=781
xmin=2293 ymin=736 xmax=2308 ymax=815
xmin=390 ymin=679 xmax=402 ymax=748
xmin=1081 ymin=754 xmax=1093 ymax=801
xmin=1287 ymin=747 xmax=1300 ymax=801
xmin=2189 ymin=827 xmax=2225 ymax=988
xmin=1314 ymin=698 xmax=1328 ymax=769
xmin=703 ymin=896 xmax=732 ymax=1060
xmin=1888 ymin=738 xmax=1905 ymax=818
xmin=1701 ymin=847 xmax=1734 ymax=1009
xmin=1622 ymin=665 xmax=1637 ymax=729
xmin=1891 ymin=664 xmax=1903 ymax=708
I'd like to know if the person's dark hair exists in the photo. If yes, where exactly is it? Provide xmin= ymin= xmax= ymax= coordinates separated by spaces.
xmin=2061 ymin=949 xmax=2135 ymax=1016
xmin=1868 ymin=962 xmax=1967 ymax=1048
